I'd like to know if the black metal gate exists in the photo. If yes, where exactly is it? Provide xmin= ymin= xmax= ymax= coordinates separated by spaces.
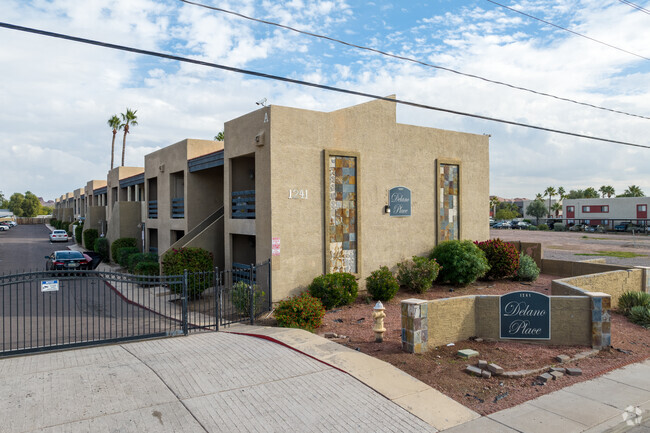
xmin=0 ymin=260 xmax=271 ymax=357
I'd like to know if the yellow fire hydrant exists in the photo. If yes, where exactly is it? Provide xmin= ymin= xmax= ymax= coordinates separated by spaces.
xmin=372 ymin=301 xmax=386 ymax=343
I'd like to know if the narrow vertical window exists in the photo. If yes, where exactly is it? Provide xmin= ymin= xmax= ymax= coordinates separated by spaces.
xmin=326 ymin=153 xmax=358 ymax=274
xmin=438 ymin=162 xmax=460 ymax=242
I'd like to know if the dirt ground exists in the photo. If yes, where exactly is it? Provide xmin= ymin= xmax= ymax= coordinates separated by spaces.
xmin=258 ymin=272 xmax=650 ymax=415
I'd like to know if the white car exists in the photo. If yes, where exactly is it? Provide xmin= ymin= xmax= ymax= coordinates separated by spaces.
xmin=0 ymin=225 xmax=8 ymax=231
xmin=49 ymin=230 xmax=69 ymax=242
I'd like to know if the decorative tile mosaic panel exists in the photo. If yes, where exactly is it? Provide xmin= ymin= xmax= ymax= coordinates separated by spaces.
xmin=439 ymin=164 xmax=459 ymax=241
xmin=328 ymin=156 xmax=357 ymax=273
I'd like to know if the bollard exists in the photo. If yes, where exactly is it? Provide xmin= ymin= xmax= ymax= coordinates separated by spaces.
xmin=372 ymin=301 xmax=386 ymax=343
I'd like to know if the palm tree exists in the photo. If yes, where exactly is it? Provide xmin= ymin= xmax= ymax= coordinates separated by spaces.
xmin=623 ymin=185 xmax=644 ymax=197
xmin=490 ymin=196 xmax=500 ymax=217
xmin=551 ymin=202 xmax=562 ymax=217
xmin=557 ymin=186 xmax=566 ymax=202
xmin=544 ymin=186 xmax=556 ymax=217
xmin=214 ymin=131 xmax=224 ymax=141
xmin=599 ymin=185 xmax=615 ymax=198
xmin=119 ymin=108 xmax=138 ymax=166
xmin=535 ymin=193 xmax=543 ymax=200
xmin=107 ymin=115 xmax=121 ymax=170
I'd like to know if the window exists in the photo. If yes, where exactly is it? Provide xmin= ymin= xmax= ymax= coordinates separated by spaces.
xmin=639 ymin=205 xmax=647 ymax=212
xmin=567 ymin=206 xmax=574 ymax=212
xmin=583 ymin=205 xmax=608 ymax=213
xmin=583 ymin=206 xmax=590 ymax=212
xmin=602 ymin=205 xmax=609 ymax=213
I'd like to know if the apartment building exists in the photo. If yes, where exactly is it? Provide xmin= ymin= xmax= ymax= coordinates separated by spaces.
xmin=564 ymin=197 xmax=650 ymax=228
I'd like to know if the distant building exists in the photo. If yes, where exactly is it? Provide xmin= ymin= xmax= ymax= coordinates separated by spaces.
xmin=564 ymin=197 xmax=649 ymax=229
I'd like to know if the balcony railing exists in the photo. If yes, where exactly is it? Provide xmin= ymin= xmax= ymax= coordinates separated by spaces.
xmin=148 ymin=200 xmax=158 ymax=219
xmin=172 ymin=197 xmax=184 ymax=219
xmin=232 ymin=190 xmax=255 ymax=219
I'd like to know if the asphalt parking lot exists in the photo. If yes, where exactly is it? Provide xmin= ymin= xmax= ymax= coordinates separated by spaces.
xmin=491 ymin=228 xmax=650 ymax=267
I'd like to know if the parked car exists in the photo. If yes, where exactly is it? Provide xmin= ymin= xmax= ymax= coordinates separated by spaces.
xmin=49 ymin=230 xmax=69 ymax=242
xmin=512 ymin=221 xmax=531 ymax=229
xmin=0 ymin=222 xmax=11 ymax=229
xmin=45 ymin=250 xmax=93 ymax=271
xmin=614 ymin=222 xmax=630 ymax=232
xmin=493 ymin=221 xmax=512 ymax=229
xmin=0 ymin=225 xmax=8 ymax=231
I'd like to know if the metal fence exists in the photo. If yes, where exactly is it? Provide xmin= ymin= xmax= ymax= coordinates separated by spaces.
xmin=0 ymin=260 xmax=272 ymax=357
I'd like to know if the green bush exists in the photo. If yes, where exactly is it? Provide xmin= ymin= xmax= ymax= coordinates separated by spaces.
xmin=397 ymin=256 xmax=441 ymax=293
xmin=553 ymin=223 xmax=566 ymax=231
xmin=232 ymin=280 xmax=266 ymax=316
xmin=515 ymin=253 xmax=540 ymax=281
xmin=366 ymin=266 xmax=399 ymax=301
xmin=537 ymin=224 xmax=549 ymax=231
xmin=83 ymin=229 xmax=99 ymax=251
xmin=475 ymin=238 xmax=519 ymax=280
xmin=74 ymin=224 xmax=84 ymax=243
xmin=618 ymin=291 xmax=650 ymax=315
xmin=161 ymin=247 xmax=214 ymax=296
xmin=628 ymin=306 xmax=650 ymax=329
xmin=110 ymin=238 xmax=137 ymax=263
xmin=527 ymin=225 xmax=539 ymax=231
xmin=308 ymin=272 xmax=358 ymax=310
xmin=430 ymin=240 xmax=489 ymax=285
xmin=274 ymin=293 xmax=325 ymax=331
xmin=134 ymin=261 xmax=160 ymax=275
xmin=127 ymin=252 xmax=158 ymax=273
xmin=117 ymin=247 xmax=140 ymax=268
xmin=94 ymin=237 xmax=110 ymax=263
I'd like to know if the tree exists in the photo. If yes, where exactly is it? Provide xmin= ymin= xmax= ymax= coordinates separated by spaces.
xmin=490 ymin=196 xmax=500 ymax=217
xmin=620 ymin=185 xmax=644 ymax=197
xmin=526 ymin=199 xmax=547 ymax=225
xmin=551 ymin=202 xmax=562 ymax=217
xmin=7 ymin=193 xmax=25 ymax=216
xmin=557 ymin=186 xmax=566 ymax=202
xmin=119 ymin=108 xmax=138 ymax=166
xmin=107 ymin=115 xmax=122 ymax=170
xmin=599 ymin=185 xmax=615 ymax=198
xmin=583 ymin=187 xmax=599 ymax=199
xmin=214 ymin=131 xmax=224 ymax=141
xmin=544 ymin=186 xmax=556 ymax=217
xmin=21 ymin=191 xmax=41 ymax=217
xmin=0 ymin=191 xmax=6 ymax=208
xmin=495 ymin=208 xmax=519 ymax=220
xmin=535 ymin=193 xmax=543 ymax=200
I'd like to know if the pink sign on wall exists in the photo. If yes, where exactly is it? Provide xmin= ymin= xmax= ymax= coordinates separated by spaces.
xmin=272 ymin=237 xmax=280 ymax=256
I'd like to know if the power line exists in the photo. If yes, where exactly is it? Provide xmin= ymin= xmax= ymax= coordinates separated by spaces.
xmin=177 ymin=0 xmax=650 ymax=121
xmin=0 ymin=21 xmax=648 ymax=150
xmin=618 ymin=0 xmax=650 ymax=15
xmin=486 ymin=0 xmax=650 ymax=61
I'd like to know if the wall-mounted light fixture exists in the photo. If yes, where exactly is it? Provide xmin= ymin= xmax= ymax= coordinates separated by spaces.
xmin=383 ymin=205 xmax=391 ymax=214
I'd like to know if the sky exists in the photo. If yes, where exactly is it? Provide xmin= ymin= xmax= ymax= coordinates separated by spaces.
xmin=1 ymin=0 xmax=649 ymax=202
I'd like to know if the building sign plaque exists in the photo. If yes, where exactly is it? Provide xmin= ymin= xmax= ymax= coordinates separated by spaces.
xmin=272 ymin=237 xmax=281 ymax=256
xmin=41 ymin=280 xmax=59 ymax=292
xmin=389 ymin=187 xmax=411 ymax=217
xmin=500 ymin=291 xmax=550 ymax=340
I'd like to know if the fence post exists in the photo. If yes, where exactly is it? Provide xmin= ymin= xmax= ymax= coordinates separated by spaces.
xmin=215 ymin=266 xmax=220 ymax=331
xmin=267 ymin=258 xmax=272 ymax=309
xmin=249 ymin=263 xmax=254 ymax=325
xmin=182 ymin=270 xmax=188 ymax=335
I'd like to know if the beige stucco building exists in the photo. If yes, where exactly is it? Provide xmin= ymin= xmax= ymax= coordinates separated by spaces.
xmin=224 ymin=97 xmax=489 ymax=301
xmin=106 ymin=166 xmax=145 ymax=258
xmin=144 ymin=139 xmax=225 ymax=267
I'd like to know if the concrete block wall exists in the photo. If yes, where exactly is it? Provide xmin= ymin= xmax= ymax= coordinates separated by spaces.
xmin=552 ymin=269 xmax=645 ymax=308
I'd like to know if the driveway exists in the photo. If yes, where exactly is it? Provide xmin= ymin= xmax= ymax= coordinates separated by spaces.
xmin=0 ymin=332 xmax=435 ymax=432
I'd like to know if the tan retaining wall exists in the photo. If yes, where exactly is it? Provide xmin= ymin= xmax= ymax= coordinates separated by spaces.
xmin=552 ymin=269 xmax=645 ymax=308
xmin=426 ymin=295 xmax=476 ymax=347
xmin=542 ymin=259 xmax=630 ymax=277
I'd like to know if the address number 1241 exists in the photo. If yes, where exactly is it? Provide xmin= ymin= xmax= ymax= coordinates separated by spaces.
xmin=288 ymin=189 xmax=308 ymax=199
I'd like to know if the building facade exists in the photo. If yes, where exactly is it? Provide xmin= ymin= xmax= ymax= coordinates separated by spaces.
xmin=564 ymin=197 xmax=650 ymax=228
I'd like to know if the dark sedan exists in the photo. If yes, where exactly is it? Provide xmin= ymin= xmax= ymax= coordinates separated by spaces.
xmin=45 ymin=250 xmax=93 ymax=271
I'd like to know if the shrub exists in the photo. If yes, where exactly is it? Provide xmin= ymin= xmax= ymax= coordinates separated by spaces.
xmin=430 ymin=240 xmax=489 ymax=285
xmin=553 ymin=223 xmax=566 ymax=231
xmin=110 ymin=238 xmax=137 ymax=263
xmin=628 ymin=306 xmax=650 ymax=329
xmin=308 ymin=272 xmax=358 ymax=310
xmin=366 ymin=266 xmax=399 ymax=301
xmin=232 ymin=280 xmax=266 ymax=316
xmin=515 ymin=253 xmax=540 ymax=282
xmin=83 ymin=229 xmax=99 ymax=251
xmin=94 ymin=238 xmax=110 ymax=263
xmin=74 ymin=224 xmax=84 ymax=243
xmin=274 ymin=293 xmax=325 ymax=331
xmin=397 ymin=256 xmax=441 ymax=293
xmin=134 ymin=261 xmax=160 ymax=275
xmin=127 ymin=252 xmax=158 ymax=273
xmin=475 ymin=238 xmax=519 ymax=280
xmin=161 ymin=247 xmax=214 ymax=296
xmin=537 ymin=224 xmax=549 ymax=231
xmin=117 ymin=247 xmax=140 ymax=268
xmin=618 ymin=291 xmax=650 ymax=315
xmin=527 ymin=225 xmax=539 ymax=231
